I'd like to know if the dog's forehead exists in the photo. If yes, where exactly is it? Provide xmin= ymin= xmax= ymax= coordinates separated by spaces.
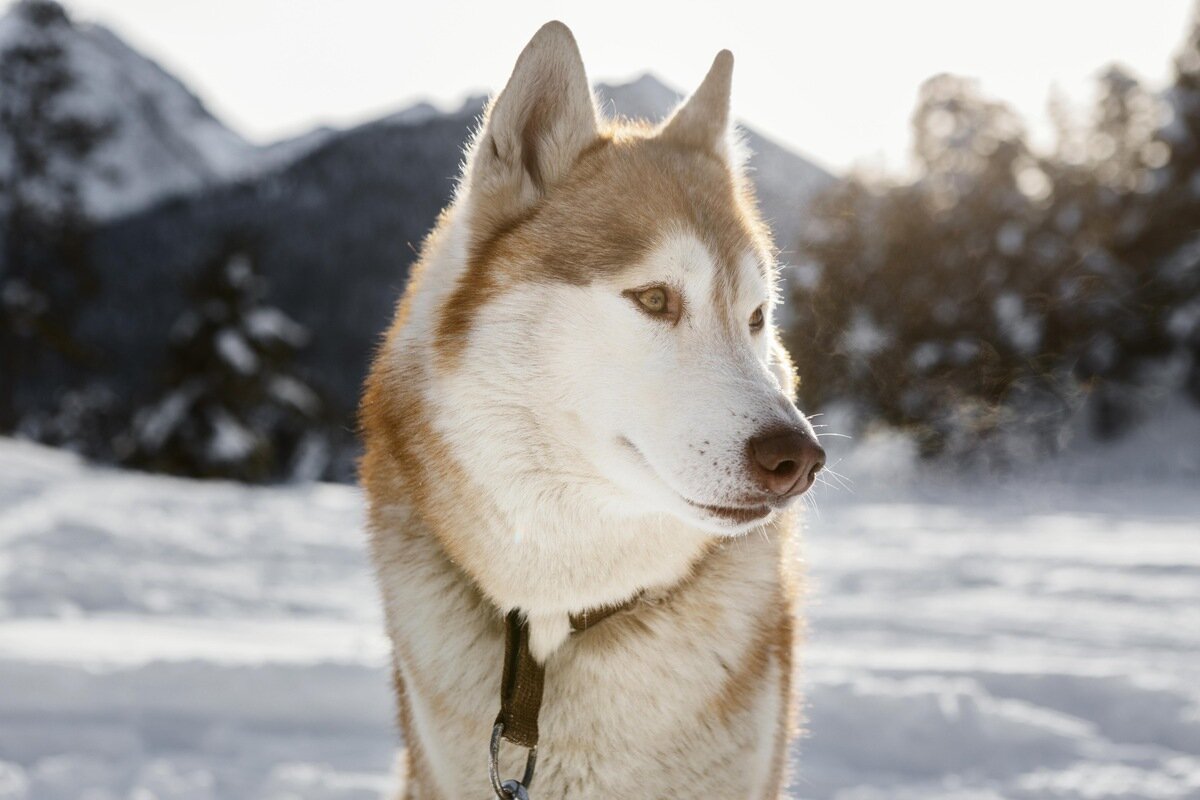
xmin=438 ymin=133 xmax=774 ymax=361
xmin=513 ymin=135 xmax=772 ymax=287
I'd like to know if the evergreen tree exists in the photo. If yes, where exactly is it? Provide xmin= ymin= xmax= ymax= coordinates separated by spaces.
xmin=1131 ymin=3 xmax=1200 ymax=408
xmin=1038 ymin=66 xmax=1167 ymax=435
xmin=0 ymin=0 xmax=114 ymax=429
xmin=125 ymin=243 xmax=327 ymax=482
xmin=790 ymin=76 xmax=1062 ymax=456
xmin=1157 ymin=5 xmax=1200 ymax=200
xmin=787 ymin=66 xmax=1181 ymax=455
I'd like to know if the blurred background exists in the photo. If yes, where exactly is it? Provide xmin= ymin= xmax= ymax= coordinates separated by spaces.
xmin=1 ymin=1 xmax=1198 ymax=799
xmin=2 ymin=0 xmax=1199 ymax=477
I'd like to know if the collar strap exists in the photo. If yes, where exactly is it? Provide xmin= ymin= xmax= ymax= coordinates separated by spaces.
xmin=496 ymin=592 xmax=642 ymax=750
xmin=496 ymin=609 xmax=545 ymax=749
xmin=569 ymin=591 xmax=642 ymax=633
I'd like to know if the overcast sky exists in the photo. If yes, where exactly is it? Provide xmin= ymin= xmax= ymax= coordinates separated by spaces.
xmin=66 ymin=0 xmax=1196 ymax=172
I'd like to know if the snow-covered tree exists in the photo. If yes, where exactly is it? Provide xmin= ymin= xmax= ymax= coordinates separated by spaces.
xmin=787 ymin=66 xmax=1182 ymax=454
xmin=1134 ymin=5 xmax=1200 ymax=408
xmin=1158 ymin=6 xmax=1200 ymax=199
xmin=125 ymin=244 xmax=326 ymax=482
xmin=0 ymin=0 xmax=114 ymax=429
xmin=789 ymin=77 xmax=1062 ymax=456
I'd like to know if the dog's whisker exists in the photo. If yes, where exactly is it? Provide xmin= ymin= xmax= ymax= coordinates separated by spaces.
xmin=823 ymin=462 xmax=852 ymax=479
xmin=813 ymin=473 xmax=841 ymax=492
xmin=802 ymin=491 xmax=822 ymax=520
xmin=821 ymin=467 xmax=854 ymax=492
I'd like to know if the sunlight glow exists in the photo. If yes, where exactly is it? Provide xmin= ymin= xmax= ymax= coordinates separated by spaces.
xmin=65 ymin=0 xmax=1195 ymax=172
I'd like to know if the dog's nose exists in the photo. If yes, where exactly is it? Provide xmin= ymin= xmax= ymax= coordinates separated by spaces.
xmin=747 ymin=427 xmax=825 ymax=497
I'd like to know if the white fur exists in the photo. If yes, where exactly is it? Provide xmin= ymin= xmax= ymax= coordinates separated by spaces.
xmin=366 ymin=21 xmax=808 ymax=798
xmin=409 ymin=225 xmax=807 ymax=658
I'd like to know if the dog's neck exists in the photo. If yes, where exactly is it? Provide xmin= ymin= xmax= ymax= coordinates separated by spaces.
xmin=415 ymin=406 xmax=715 ymax=660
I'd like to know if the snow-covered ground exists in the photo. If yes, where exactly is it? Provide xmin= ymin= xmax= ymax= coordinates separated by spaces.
xmin=1 ymin=412 xmax=1198 ymax=800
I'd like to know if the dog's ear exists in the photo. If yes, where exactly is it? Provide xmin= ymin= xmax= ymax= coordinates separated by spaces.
xmin=467 ymin=21 xmax=598 ymax=221
xmin=659 ymin=50 xmax=734 ymax=155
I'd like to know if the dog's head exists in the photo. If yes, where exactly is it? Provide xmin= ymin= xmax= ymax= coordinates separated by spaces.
xmin=429 ymin=22 xmax=823 ymax=536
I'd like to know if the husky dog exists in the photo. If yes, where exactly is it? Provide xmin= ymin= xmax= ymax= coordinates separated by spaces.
xmin=360 ymin=21 xmax=824 ymax=799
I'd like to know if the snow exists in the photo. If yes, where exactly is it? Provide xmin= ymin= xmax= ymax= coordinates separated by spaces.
xmin=1 ymin=406 xmax=1199 ymax=799
xmin=214 ymin=330 xmax=259 ymax=376
xmin=1168 ymin=299 xmax=1200 ymax=342
xmin=994 ymin=291 xmax=1043 ymax=355
xmin=268 ymin=376 xmax=320 ymax=417
xmin=245 ymin=309 xmax=309 ymax=349
xmin=842 ymin=310 xmax=888 ymax=357
xmin=132 ymin=387 xmax=196 ymax=451
xmin=379 ymin=101 xmax=443 ymax=127
xmin=206 ymin=410 xmax=255 ymax=463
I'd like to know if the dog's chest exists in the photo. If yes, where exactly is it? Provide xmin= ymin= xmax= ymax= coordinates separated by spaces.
xmin=373 ymin=516 xmax=796 ymax=799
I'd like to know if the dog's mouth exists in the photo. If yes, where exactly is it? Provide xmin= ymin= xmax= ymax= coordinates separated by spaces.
xmin=684 ymin=499 xmax=773 ymax=524
xmin=618 ymin=436 xmax=775 ymax=527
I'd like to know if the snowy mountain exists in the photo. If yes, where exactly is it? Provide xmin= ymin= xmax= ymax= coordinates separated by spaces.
xmin=0 ymin=0 xmax=330 ymax=219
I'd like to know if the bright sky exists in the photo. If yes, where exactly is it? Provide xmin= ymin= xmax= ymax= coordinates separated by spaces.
xmin=67 ymin=0 xmax=1196 ymax=173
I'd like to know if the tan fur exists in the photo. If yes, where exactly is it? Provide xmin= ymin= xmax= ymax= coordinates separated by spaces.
xmin=361 ymin=21 xmax=805 ymax=798
xmin=437 ymin=133 xmax=772 ymax=367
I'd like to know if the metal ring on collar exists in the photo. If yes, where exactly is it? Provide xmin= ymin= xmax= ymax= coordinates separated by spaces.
xmin=489 ymin=720 xmax=537 ymax=800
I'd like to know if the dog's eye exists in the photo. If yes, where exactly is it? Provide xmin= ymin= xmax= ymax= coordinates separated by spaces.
xmin=624 ymin=285 xmax=681 ymax=324
xmin=749 ymin=305 xmax=765 ymax=333
xmin=638 ymin=287 xmax=667 ymax=313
